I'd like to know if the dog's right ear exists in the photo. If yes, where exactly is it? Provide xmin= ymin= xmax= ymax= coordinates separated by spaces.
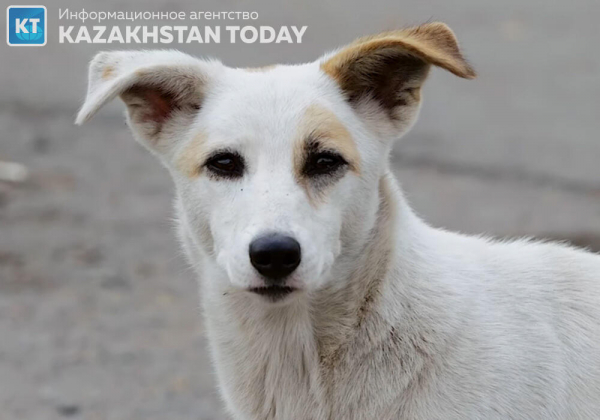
xmin=76 ymin=50 xmax=221 ymax=154
xmin=320 ymin=22 xmax=475 ymax=130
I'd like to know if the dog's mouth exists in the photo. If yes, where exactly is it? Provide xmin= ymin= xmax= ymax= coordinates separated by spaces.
xmin=248 ymin=285 xmax=297 ymax=301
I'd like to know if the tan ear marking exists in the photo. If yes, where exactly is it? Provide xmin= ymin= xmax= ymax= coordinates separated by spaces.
xmin=320 ymin=22 xmax=475 ymax=119
xmin=102 ymin=65 xmax=114 ymax=80
xmin=322 ymin=22 xmax=476 ymax=81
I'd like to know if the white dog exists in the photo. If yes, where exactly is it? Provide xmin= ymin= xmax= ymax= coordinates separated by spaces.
xmin=76 ymin=22 xmax=600 ymax=419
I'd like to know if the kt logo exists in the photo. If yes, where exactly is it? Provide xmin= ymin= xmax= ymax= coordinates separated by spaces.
xmin=6 ymin=5 xmax=47 ymax=46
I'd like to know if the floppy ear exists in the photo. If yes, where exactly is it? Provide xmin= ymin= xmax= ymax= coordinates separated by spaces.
xmin=321 ymin=22 xmax=475 ymax=124
xmin=76 ymin=50 xmax=221 ymax=153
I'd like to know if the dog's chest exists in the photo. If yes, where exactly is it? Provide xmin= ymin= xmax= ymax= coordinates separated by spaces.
xmin=206 ymin=300 xmax=328 ymax=419
xmin=207 ymin=299 xmax=418 ymax=420
xmin=318 ymin=315 xmax=425 ymax=420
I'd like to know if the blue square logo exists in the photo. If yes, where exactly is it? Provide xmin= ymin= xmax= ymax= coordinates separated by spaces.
xmin=6 ymin=5 xmax=47 ymax=46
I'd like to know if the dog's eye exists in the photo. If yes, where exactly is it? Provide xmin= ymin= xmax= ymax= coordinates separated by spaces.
xmin=205 ymin=152 xmax=244 ymax=178
xmin=304 ymin=152 xmax=347 ymax=176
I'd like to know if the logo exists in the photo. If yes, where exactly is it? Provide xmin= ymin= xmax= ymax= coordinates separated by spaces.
xmin=7 ymin=5 xmax=47 ymax=46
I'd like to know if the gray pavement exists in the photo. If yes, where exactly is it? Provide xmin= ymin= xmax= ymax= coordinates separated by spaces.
xmin=1 ymin=0 xmax=599 ymax=419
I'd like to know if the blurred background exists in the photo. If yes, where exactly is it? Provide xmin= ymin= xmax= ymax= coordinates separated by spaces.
xmin=1 ymin=0 xmax=599 ymax=418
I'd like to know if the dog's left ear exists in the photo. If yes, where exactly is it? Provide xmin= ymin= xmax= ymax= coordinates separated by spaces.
xmin=76 ymin=50 xmax=222 ymax=154
xmin=321 ymin=22 xmax=475 ymax=124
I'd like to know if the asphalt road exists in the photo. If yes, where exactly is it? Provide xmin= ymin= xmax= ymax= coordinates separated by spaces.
xmin=1 ymin=0 xmax=599 ymax=419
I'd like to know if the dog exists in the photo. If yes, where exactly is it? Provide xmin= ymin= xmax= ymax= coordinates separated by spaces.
xmin=76 ymin=22 xmax=600 ymax=419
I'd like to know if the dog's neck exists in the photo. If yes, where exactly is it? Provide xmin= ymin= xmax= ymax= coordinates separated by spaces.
xmin=310 ymin=173 xmax=400 ymax=366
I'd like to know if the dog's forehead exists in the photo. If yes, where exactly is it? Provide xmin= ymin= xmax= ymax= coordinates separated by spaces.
xmin=202 ymin=63 xmax=338 ymax=142
xmin=229 ymin=62 xmax=327 ymax=101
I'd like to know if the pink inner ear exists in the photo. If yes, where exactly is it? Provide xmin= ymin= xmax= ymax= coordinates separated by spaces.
xmin=138 ymin=88 xmax=173 ymax=124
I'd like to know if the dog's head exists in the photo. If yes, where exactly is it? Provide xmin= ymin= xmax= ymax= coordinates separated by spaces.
xmin=77 ymin=23 xmax=474 ymax=302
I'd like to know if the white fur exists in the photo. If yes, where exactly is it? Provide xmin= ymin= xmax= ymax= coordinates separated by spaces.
xmin=77 ymin=42 xmax=600 ymax=419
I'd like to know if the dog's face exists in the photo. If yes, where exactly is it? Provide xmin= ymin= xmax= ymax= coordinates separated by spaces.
xmin=77 ymin=23 xmax=474 ymax=301
xmin=173 ymin=70 xmax=370 ymax=295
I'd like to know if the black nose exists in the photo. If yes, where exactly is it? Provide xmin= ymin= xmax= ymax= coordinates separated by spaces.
xmin=249 ymin=234 xmax=301 ymax=281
